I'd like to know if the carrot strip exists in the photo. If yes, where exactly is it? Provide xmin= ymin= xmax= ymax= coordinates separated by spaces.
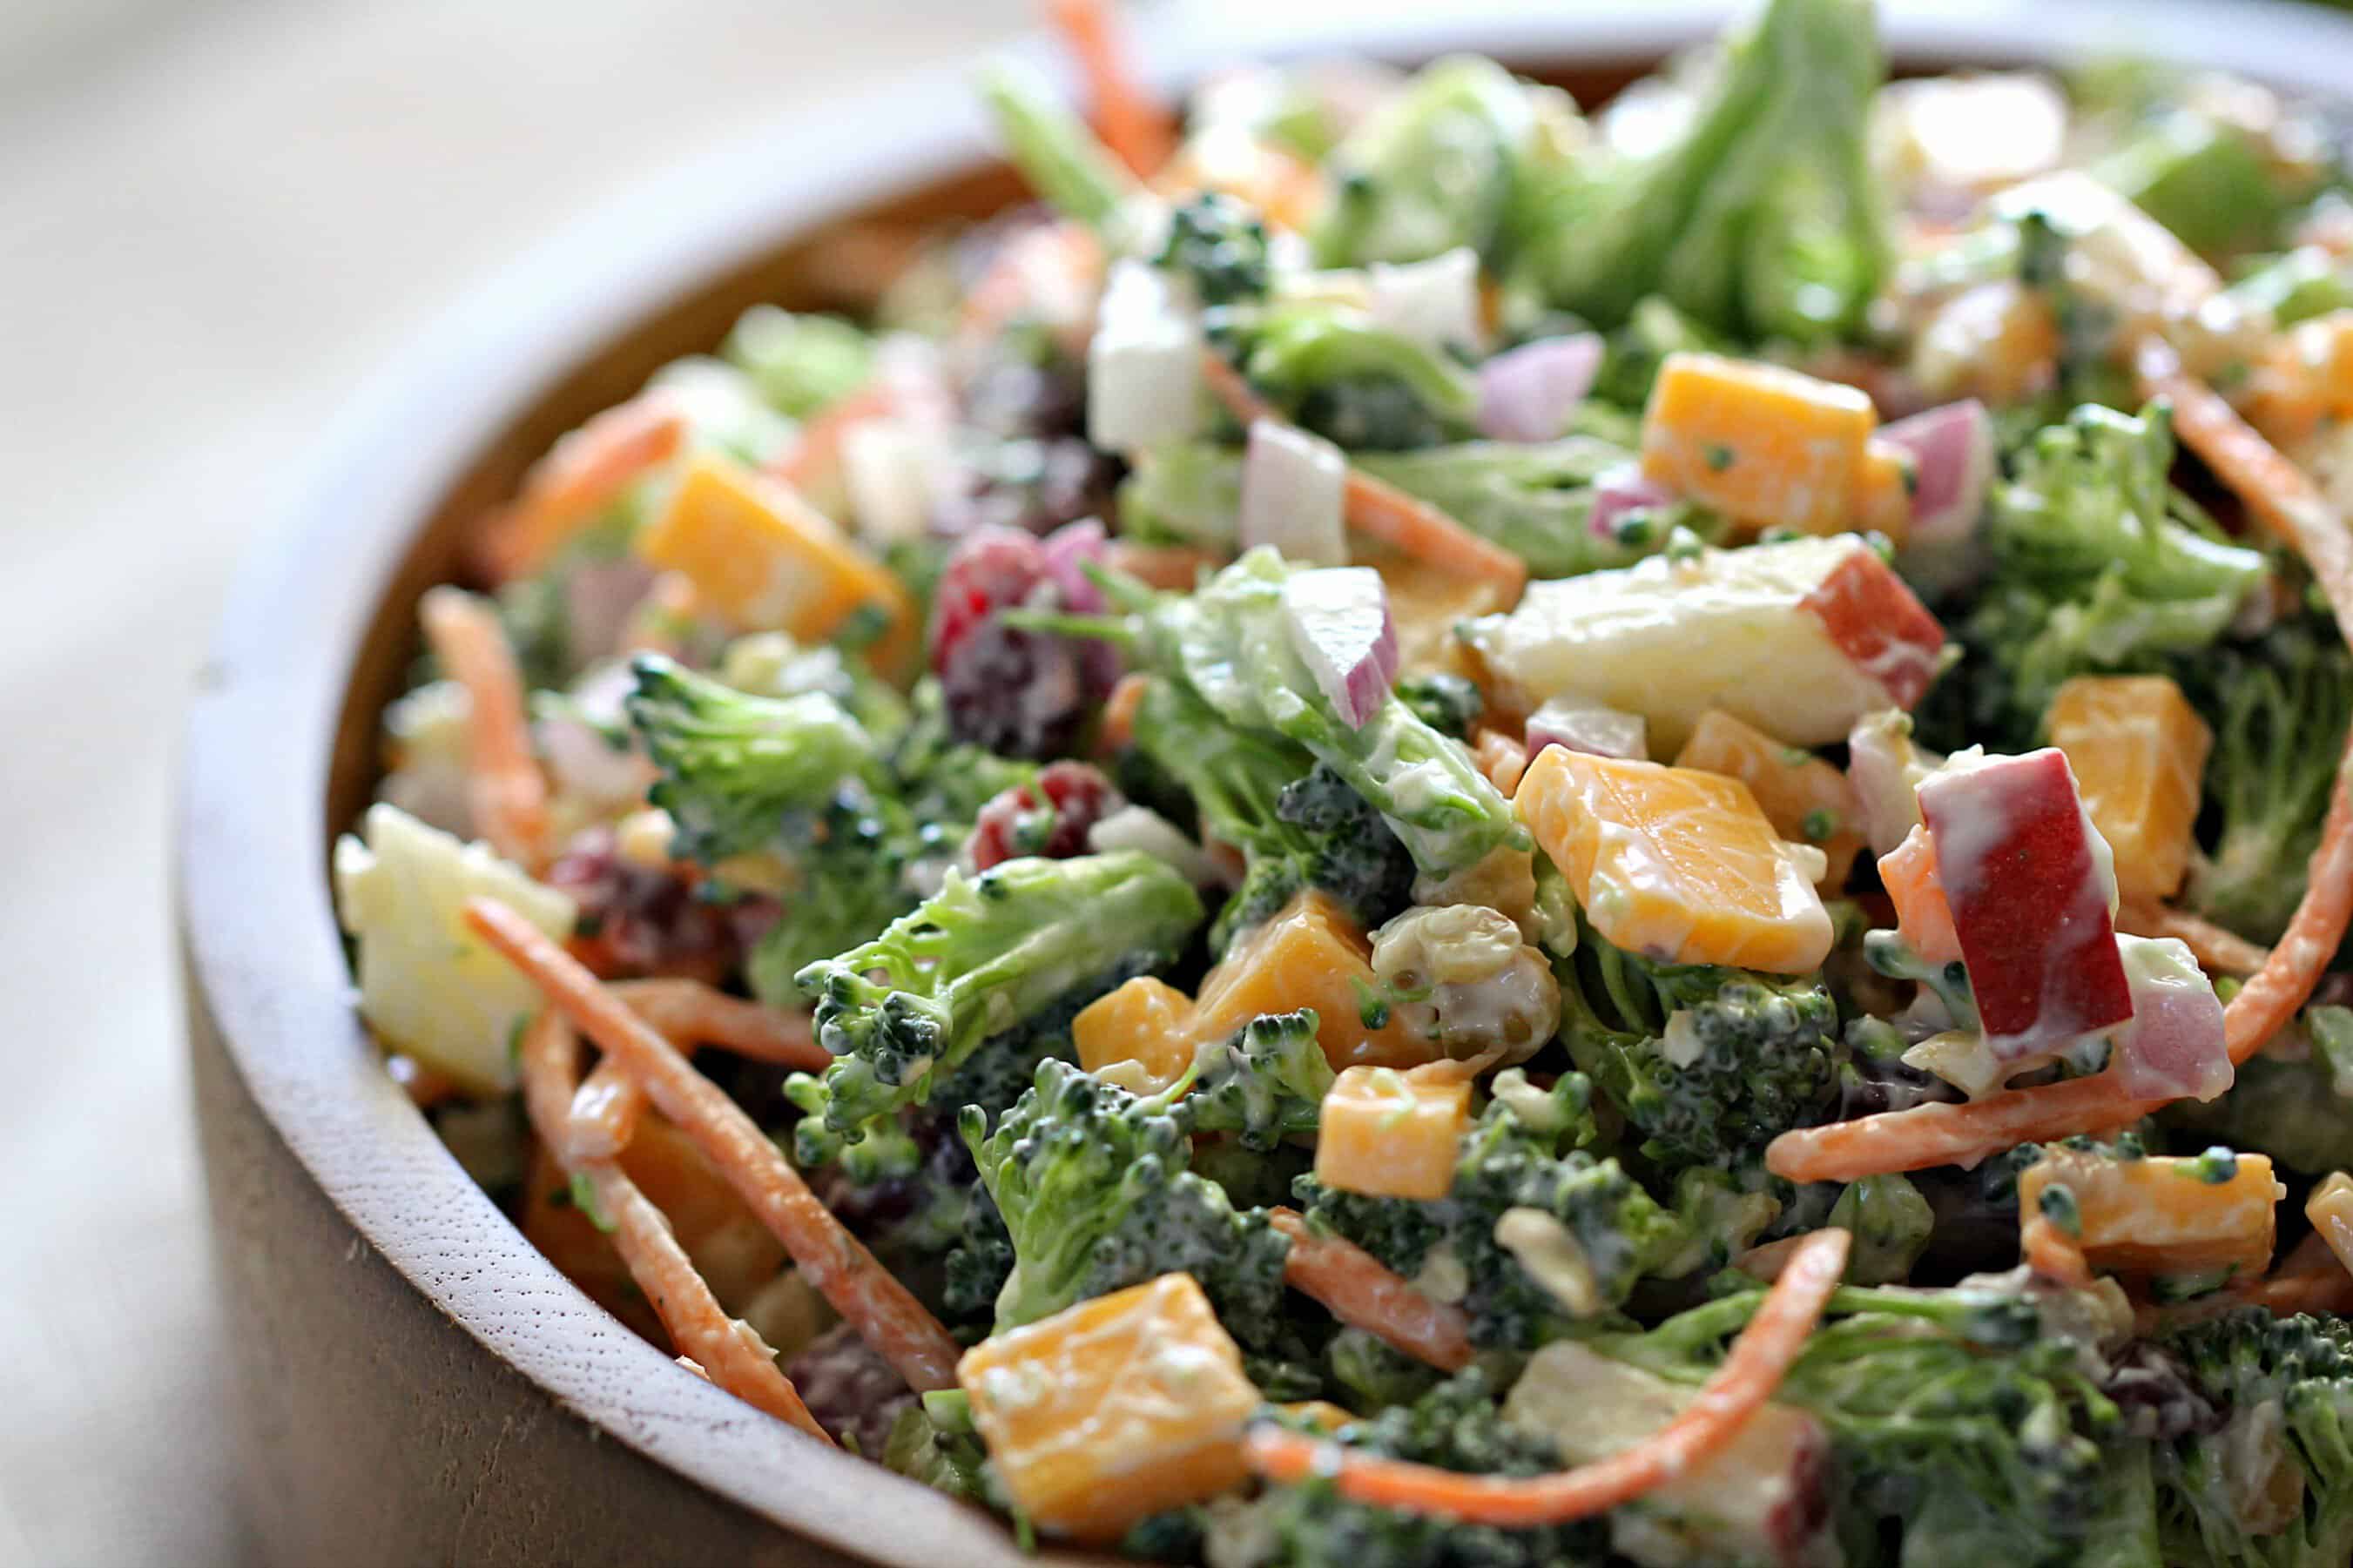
xmin=516 ymin=1010 xmax=830 ymax=1441
xmin=2117 ymin=901 xmax=2272 ymax=979
xmin=1472 ymin=727 xmax=1528 ymax=797
xmin=1245 ymin=1228 xmax=1849 ymax=1524
xmin=567 ymin=1055 xmax=644 ymax=1162
xmin=1268 ymin=1208 xmax=1474 ymax=1373
xmin=418 ymin=587 xmax=549 ymax=867
xmin=476 ymin=393 xmax=687 ymax=581
xmin=1767 ymin=353 xmax=2353 ymax=1184
xmin=465 ymin=898 xmax=962 ymax=1392
xmin=611 ymin=979 xmax=828 ymax=1070
xmin=1097 ymin=671 xmax=1150 ymax=753
xmin=1199 ymin=350 xmax=1529 ymax=595
xmin=1044 ymin=0 xmax=1173 ymax=178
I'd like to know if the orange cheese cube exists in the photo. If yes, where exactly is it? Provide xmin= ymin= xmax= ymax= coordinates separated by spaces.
xmin=958 ymin=1274 xmax=1263 ymax=1541
xmin=1673 ymin=710 xmax=1867 ymax=892
xmin=1855 ymin=437 xmax=1915 ymax=547
xmin=1878 ymin=823 xmax=1959 ymax=965
xmin=2249 ymin=310 xmax=2353 ymax=445
xmin=635 ymin=451 xmax=915 ymax=671
xmin=1516 ymin=748 xmax=1833 ymax=973
xmin=2046 ymin=675 xmax=2214 ymax=903
xmin=1196 ymin=891 xmax=1435 ymax=1071
xmin=2019 ymin=1148 xmax=2283 ymax=1276
xmin=1911 ymin=279 xmax=2060 ymax=407
xmin=1074 ymin=976 xmax=1200 ymax=1093
xmin=1314 ymin=1066 xmax=1473 ymax=1201
xmin=1639 ymin=353 xmax=1877 ymax=535
xmin=1379 ymin=560 xmax=1513 ymax=678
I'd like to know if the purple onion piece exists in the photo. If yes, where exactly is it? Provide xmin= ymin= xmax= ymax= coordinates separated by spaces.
xmin=1278 ymin=565 xmax=1399 ymax=730
xmin=1878 ymin=399 xmax=1994 ymax=546
xmin=1526 ymin=697 xmax=1648 ymax=762
xmin=1588 ymin=462 xmax=1679 ymax=542
xmin=1476 ymin=333 xmax=1603 ymax=443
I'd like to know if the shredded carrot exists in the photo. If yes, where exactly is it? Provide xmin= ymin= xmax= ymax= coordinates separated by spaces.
xmin=475 ymin=393 xmax=687 ymax=582
xmin=1199 ymin=349 xmax=1529 ymax=595
xmin=2021 ymin=1215 xmax=2095 ymax=1289
xmin=1044 ymin=0 xmax=1174 ymax=178
xmin=611 ymin=979 xmax=827 ymax=1070
xmin=1768 ymin=351 xmax=2353 ymax=1185
xmin=1269 ymin=1208 xmax=1474 ymax=1372
xmin=516 ymin=1009 xmax=831 ymax=1441
xmin=418 ymin=586 xmax=549 ymax=868
xmin=2117 ymin=901 xmax=2272 ymax=979
xmin=1733 ymin=1233 xmax=1810 ymax=1282
xmin=1472 ymin=728 xmax=1528 ymax=797
xmin=465 ymin=898 xmax=961 ymax=1392
xmin=1097 ymin=671 xmax=1151 ymax=753
xmin=1245 ymin=1228 xmax=1849 ymax=1525
xmin=566 ymin=1056 xmax=643 ymax=1162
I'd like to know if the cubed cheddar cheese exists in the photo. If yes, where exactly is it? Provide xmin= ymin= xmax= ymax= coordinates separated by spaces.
xmin=2018 ymin=1148 xmax=2284 ymax=1277
xmin=958 ymin=1274 xmax=1263 ymax=1542
xmin=1640 ymin=353 xmax=1877 ymax=535
xmin=1314 ymin=1066 xmax=1473 ymax=1201
xmin=1516 ymin=748 xmax=1833 ymax=973
xmin=1195 ymin=891 xmax=1434 ymax=1071
xmin=2250 ymin=310 xmax=2353 ymax=444
xmin=1378 ymin=559 xmax=1513 ymax=680
xmin=634 ymin=451 xmax=916 ymax=672
xmin=1855 ymin=437 xmax=1915 ymax=547
xmin=1911 ymin=279 xmax=2060 ymax=406
xmin=1074 ymin=976 xmax=1201 ymax=1094
xmin=1674 ymin=710 xmax=1866 ymax=892
xmin=2046 ymin=676 xmax=2214 ymax=904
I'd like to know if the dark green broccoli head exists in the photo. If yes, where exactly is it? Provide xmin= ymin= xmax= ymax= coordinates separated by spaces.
xmin=1180 ymin=1009 xmax=1335 ymax=1153
xmin=2154 ymin=1309 xmax=2353 ymax=1568
xmin=1156 ymin=191 xmax=1271 ymax=306
xmin=1556 ymin=914 xmax=1844 ymax=1171
xmin=626 ymin=653 xmax=879 ymax=864
xmin=1392 ymin=673 xmax=1487 ymax=739
xmin=790 ymin=851 xmax=1203 ymax=1146
xmin=742 ymin=788 xmax=939 ymax=1008
xmin=961 ymin=1057 xmax=1290 ymax=1344
xmin=1298 ymin=1071 xmax=1675 ymax=1349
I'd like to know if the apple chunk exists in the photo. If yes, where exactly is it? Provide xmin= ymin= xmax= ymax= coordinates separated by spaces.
xmin=1916 ymin=749 xmax=2132 ymax=1054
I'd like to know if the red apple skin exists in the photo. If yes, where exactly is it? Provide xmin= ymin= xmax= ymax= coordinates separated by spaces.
xmin=1799 ymin=544 xmax=1946 ymax=710
xmin=1917 ymin=748 xmax=2134 ymax=1050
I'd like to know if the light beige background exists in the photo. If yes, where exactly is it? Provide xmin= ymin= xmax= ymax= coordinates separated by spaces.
xmin=0 ymin=3 xmax=1024 ymax=1560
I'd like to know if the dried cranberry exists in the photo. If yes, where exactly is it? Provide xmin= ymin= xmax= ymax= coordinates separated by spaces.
xmin=940 ymin=619 xmax=1089 ymax=757
xmin=933 ymin=437 xmax=1121 ymax=540
xmin=928 ymin=524 xmax=1045 ymax=676
xmin=967 ymin=762 xmax=1124 ymax=870
xmin=543 ymin=827 xmax=761 ymax=982
xmin=784 ymin=1323 xmax=914 ymax=1456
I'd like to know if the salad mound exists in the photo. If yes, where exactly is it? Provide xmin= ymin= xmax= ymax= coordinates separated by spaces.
xmin=336 ymin=1 xmax=2353 ymax=1562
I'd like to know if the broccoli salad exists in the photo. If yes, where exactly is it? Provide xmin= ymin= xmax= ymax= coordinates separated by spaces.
xmin=334 ymin=1 xmax=2353 ymax=1562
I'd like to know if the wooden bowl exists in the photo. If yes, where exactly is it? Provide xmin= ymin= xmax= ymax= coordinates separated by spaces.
xmin=177 ymin=3 xmax=2353 ymax=1563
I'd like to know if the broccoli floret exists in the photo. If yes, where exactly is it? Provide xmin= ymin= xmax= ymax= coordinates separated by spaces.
xmin=625 ymin=654 xmax=879 ymax=865
xmin=1391 ymin=672 xmax=1486 ymax=739
xmin=1180 ymin=1009 xmax=1335 ymax=1152
xmin=1206 ymin=302 xmax=1480 ymax=451
xmin=1130 ymin=676 xmax=1415 ymax=952
xmin=1157 ymin=191 xmax=1271 ymax=306
xmin=1227 ymin=1369 xmax=1613 ymax=1568
xmin=881 ymin=1389 xmax=988 ymax=1501
xmin=1554 ymin=912 xmax=1844 ymax=1171
xmin=720 ymin=306 xmax=874 ymax=419
xmin=1613 ymin=1275 xmax=2115 ymax=1561
xmin=1298 ymin=1072 xmax=1677 ymax=1349
xmin=2181 ymin=623 xmax=2353 ymax=944
xmin=2154 ymin=1309 xmax=2353 ymax=1568
xmin=791 ymin=851 xmax=1203 ymax=1144
xmin=2164 ymin=1007 xmax=2353 ymax=1176
xmin=1038 ymin=549 xmax=1525 ymax=877
xmin=961 ymin=1058 xmax=1290 ymax=1342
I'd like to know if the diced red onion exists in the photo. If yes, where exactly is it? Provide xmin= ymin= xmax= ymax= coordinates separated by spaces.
xmin=1881 ymin=400 xmax=1995 ymax=598
xmin=1477 ymin=333 xmax=1603 ymax=443
xmin=1039 ymin=518 xmax=1110 ymax=614
xmin=2108 ymin=935 xmax=2233 ymax=1102
xmin=537 ymin=710 xmax=656 ymax=810
xmin=562 ymin=559 xmax=658 ymax=667
xmin=1525 ymin=697 xmax=1648 ymax=761
xmin=1587 ymin=461 xmax=1678 ymax=542
xmin=1278 ymin=565 xmax=1399 ymax=730
xmin=1240 ymin=420 xmax=1347 ymax=567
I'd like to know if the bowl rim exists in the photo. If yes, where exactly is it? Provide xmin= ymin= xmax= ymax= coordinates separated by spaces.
xmin=177 ymin=1 xmax=2353 ymax=1559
